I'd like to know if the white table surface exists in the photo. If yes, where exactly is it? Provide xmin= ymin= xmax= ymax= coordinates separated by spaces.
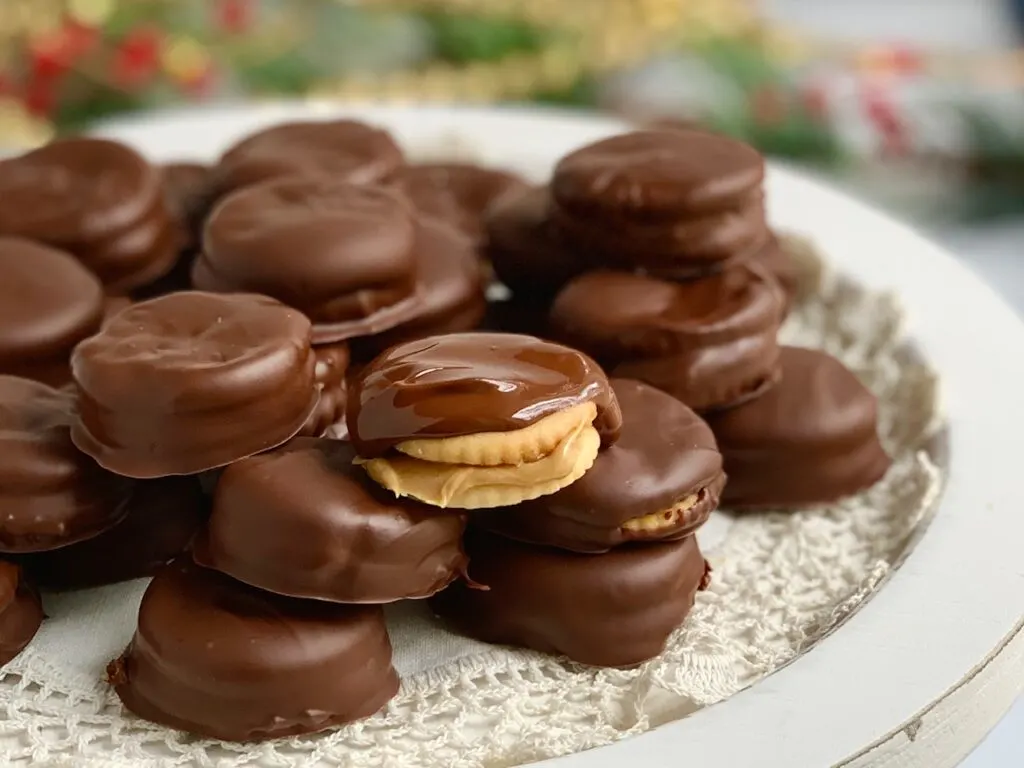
xmin=925 ymin=220 xmax=1024 ymax=768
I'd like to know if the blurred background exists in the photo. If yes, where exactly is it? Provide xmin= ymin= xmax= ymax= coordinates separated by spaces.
xmin=0 ymin=1 xmax=1020 ymax=765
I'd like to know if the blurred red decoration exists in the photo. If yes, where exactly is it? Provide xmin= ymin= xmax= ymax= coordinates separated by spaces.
xmin=216 ymin=0 xmax=254 ymax=34
xmin=861 ymin=83 xmax=907 ymax=156
xmin=112 ymin=26 xmax=162 ymax=88
xmin=29 ymin=21 xmax=98 ymax=82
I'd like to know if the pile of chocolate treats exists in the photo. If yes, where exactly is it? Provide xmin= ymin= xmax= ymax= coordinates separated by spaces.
xmin=0 ymin=119 xmax=892 ymax=743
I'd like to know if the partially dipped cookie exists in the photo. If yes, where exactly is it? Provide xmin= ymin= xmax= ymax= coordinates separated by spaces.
xmin=22 ymin=476 xmax=208 ymax=591
xmin=108 ymin=559 xmax=399 ymax=741
xmin=0 ymin=562 xmax=43 ymax=667
xmin=704 ymin=346 xmax=892 ymax=509
xmin=71 ymin=292 xmax=318 ymax=478
xmin=193 ymin=438 xmax=466 ymax=603
xmin=0 ymin=238 xmax=105 ymax=386
xmin=550 ymin=264 xmax=782 ymax=411
xmin=348 ymin=333 xmax=622 ymax=509
xmin=477 ymin=379 xmax=724 ymax=553
xmin=196 ymin=177 xmax=421 ymax=342
xmin=0 ymin=376 xmax=130 ymax=553
xmin=431 ymin=529 xmax=709 ymax=667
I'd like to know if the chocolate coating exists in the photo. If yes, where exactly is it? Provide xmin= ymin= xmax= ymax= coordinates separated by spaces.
xmin=108 ymin=559 xmax=399 ymax=741
xmin=431 ymin=530 xmax=709 ymax=667
xmin=552 ymin=129 xmax=764 ymax=218
xmin=485 ymin=186 xmax=586 ymax=298
xmin=397 ymin=162 xmax=527 ymax=243
xmin=212 ymin=119 xmax=403 ymax=199
xmin=348 ymin=332 xmax=622 ymax=457
xmin=477 ymin=379 xmax=724 ymax=553
xmin=0 ymin=238 xmax=105 ymax=386
xmin=197 ymin=177 xmax=418 ymax=327
xmin=81 ymin=208 xmax=181 ymax=293
xmin=0 ymin=376 xmax=130 ymax=552
xmin=349 ymin=219 xmax=486 ymax=361
xmin=71 ymin=292 xmax=318 ymax=478
xmin=759 ymin=234 xmax=799 ymax=316
xmin=161 ymin=162 xmax=210 ymax=245
xmin=302 ymin=342 xmax=350 ymax=437
xmin=704 ymin=346 xmax=892 ymax=509
xmin=550 ymin=265 xmax=782 ymax=411
xmin=22 ymin=476 xmax=208 ymax=591
xmin=0 ymin=137 xmax=161 ymax=243
xmin=0 ymin=562 xmax=43 ymax=667
xmin=193 ymin=438 xmax=466 ymax=603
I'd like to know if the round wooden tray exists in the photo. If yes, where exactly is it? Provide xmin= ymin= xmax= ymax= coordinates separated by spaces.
xmin=91 ymin=103 xmax=1024 ymax=768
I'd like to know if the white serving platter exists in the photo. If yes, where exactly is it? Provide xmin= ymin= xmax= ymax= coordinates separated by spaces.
xmin=88 ymin=102 xmax=1024 ymax=768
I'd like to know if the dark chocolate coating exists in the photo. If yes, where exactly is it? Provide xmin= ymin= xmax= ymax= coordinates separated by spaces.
xmin=552 ymin=190 xmax=768 ymax=272
xmin=477 ymin=379 xmax=724 ymax=553
xmin=430 ymin=530 xmax=709 ymax=667
xmin=552 ymin=129 xmax=764 ymax=219
xmin=0 ymin=376 xmax=130 ymax=552
xmin=22 ymin=476 xmax=208 ymax=591
xmin=0 ymin=561 xmax=43 ymax=667
xmin=212 ymin=119 xmax=403 ymax=199
xmin=484 ymin=186 xmax=586 ymax=299
xmin=349 ymin=219 xmax=486 ymax=361
xmin=71 ymin=292 xmax=319 ymax=478
xmin=161 ymin=162 xmax=210 ymax=245
xmin=301 ymin=342 xmax=350 ymax=437
xmin=108 ymin=559 xmax=399 ymax=742
xmin=704 ymin=346 xmax=892 ymax=509
xmin=550 ymin=265 xmax=782 ymax=411
xmin=0 ymin=238 xmax=105 ymax=387
xmin=396 ymin=162 xmax=527 ymax=243
xmin=197 ymin=177 xmax=417 ymax=326
xmin=0 ymin=137 xmax=162 ymax=243
xmin=81 ymin=206 xmax=181 ymax=293
xmin=193 ymin=438 xmax=467 ymax=603
xmin=758 ymin=234 xmax=799 ymax=317
xmin=348 ymin=332 xmax=622 ymax=457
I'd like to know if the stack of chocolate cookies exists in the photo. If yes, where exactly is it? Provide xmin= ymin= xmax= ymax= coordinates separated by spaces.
xmin=488 ymin=129 xmax=891 ymax=508
xmin=0 ymin=116 xmax=895 ymax=745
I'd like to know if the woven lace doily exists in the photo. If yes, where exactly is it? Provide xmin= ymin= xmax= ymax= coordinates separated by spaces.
xmin=0 ymin=239 xmax=944 ymax=768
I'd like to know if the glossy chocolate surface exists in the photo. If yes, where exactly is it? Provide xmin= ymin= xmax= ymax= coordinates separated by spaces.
xmin=0 ymin=376 xmax=130 ymax=552
xmin=349 ymin=219 xmax=486 ymax=360
xmin=108 ymin=559 xmax=399 ymax=741
xmin=71 ymin=292 xmax=318 ymax=478
xmin=198 ymin=176 xmax=417 ymax=324
xmin=348 ymin=332 xmax=622 ymax=457
xmin=485 ymin=186 xmax=586 ymax=298
xmin=550 ymin=265 xmax=782 ymax=411
xmin=0 ymin=138 xmax=162 ymax=243
xmin=302 ymin=342 xmax=350 ymax=437
xmin=431 ymin=530 xmax=709 ymax=667
xmin=552 ymin=129 xmax=764 ymax=218
xmin=0 ymin=238 xmax=105 ymax=386
xmin=212 ymin=119 xmax=403 ymax=198
xmin=23 ymin=476 xmax=208 ymax=591
xmin=477 ymin=379 xmax=724 ymax=552
xmin=552 ymin=190 xmax=768 ymax=271
xmin=704 ymin=346 xmax=892 ymax=509
xmin=397 ymin=162 xmax=527 ymax=242
xmin=0 ymin=561 xmax=43 ymax=667
xmin=194 ymin=438 xmax=466 ymax=603
xmin=759 ymin=234 xmax=799 ymax=316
